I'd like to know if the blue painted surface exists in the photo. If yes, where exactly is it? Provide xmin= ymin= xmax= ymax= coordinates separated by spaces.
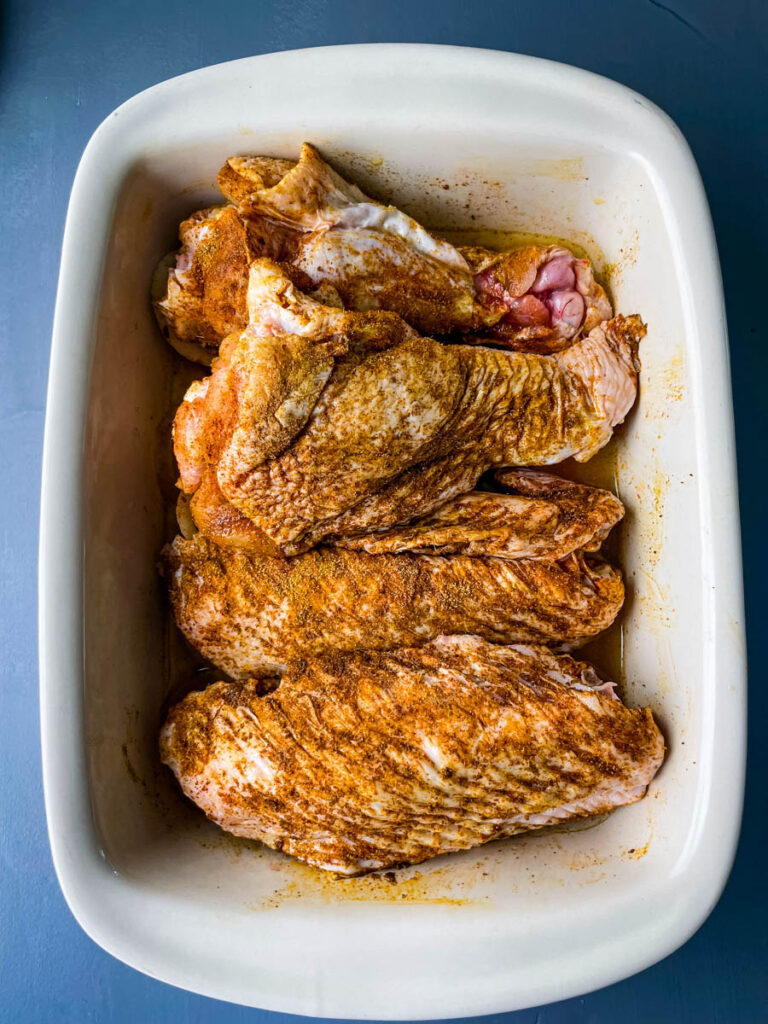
xmin=1 ymin=1 xmax=765 ymax=1020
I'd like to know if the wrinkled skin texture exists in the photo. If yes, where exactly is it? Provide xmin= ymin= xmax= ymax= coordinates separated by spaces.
xmin=153 ymin=143 xmax=612 ymax=359
xmin=185 ymin=468 xmax=624 ymax=561
xmin=162 ymin=533 xmax=624 ymax=678
xmin=173 ymin=260 xmax=642 ymax=555
xmin=228 ymin=142 xmax=479 ymax=336
xmin=329 ymin=470 xmax=624 ymax=559
xmin=160 ymin=635 xmax=664 ymax=874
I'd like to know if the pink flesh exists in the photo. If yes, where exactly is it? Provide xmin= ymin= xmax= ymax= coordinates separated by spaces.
xmin=174 ymin=250 xmax=193 ymax=274
xmin=474 ymin=267 xmax=506 ymax=303
xmin=531 ymin=255 xmax=576 ymax=293
xmin=594 ymin=680 xmax=618 ymax=698
xmin=478 ymin=252 xmax=587 ymax=337
xmin=504 ymin=294 xmax=550 ymax=327
xmin=548 ymin=289 xmax=585 ymax=330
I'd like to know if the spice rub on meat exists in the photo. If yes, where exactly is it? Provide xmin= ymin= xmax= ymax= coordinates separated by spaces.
xmin=333 ymin=469 xmax=624 ymax=559
xmin=162 ymin=534 xmax=624 ymax=678
xmin=160 ymin=635 xmax=664 ymax=875
xmin=154 ymin=142 xmax=612 ymax=359
xmin=172 ymin=259 xmax=643 ymax=555
xmin=154 ymin=144 xmax=659 ymax=876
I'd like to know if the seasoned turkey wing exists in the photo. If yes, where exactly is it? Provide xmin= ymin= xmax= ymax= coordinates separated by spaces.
xmin=152 ymin=159 xmax=296 ymax=364
xmin=179 ymin=469 xmax=623 ymax=561
xmin=152 ymin=206 xmax=258 ymax=365
xmin=160 ymin=635 xmax=664 ymax=875
xmin=153 ymin=142 xmax=611 ymax=360
xmin=162 ymin=534 xmax=624 ymax=678
xmin=174 ymin=260 xmax=642 ymax=555
xmin=178 ymin=463 xmax=623 ymax=560
xmin=332 ymin=470 xmax=624 ymax=559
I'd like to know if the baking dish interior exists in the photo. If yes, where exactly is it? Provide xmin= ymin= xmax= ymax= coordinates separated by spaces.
xmin=82 ymin=128 xmax=701 ymax=920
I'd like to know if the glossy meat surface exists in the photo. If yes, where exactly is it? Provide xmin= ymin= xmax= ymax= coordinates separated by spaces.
xmin=334 ymin=470 xmax=624 ymax=559
xmin=162 ymin=534 xmax=624 ymax=677
xmin=154 ymin=143 xmax=612 ymax=356
xmin=160 ymin=636 xmax=664 ymax=874
xmin=220 ymin=142 xmax=480 ymax=335
xmin=173 ymin=260 xmax=642 ymax=554
xmin=465 ymin=244 xmax=612 ymax=352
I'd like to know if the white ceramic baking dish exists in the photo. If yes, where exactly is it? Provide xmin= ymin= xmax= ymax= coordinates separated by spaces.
xmin=40 ymin=45 xmax=746 ymax=1019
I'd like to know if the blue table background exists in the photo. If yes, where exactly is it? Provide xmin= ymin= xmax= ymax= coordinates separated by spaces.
xmin=2 ymin=1 xmax=765 ymax=1021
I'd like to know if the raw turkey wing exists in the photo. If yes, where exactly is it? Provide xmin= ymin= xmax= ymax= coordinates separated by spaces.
xmin=154 ymin=143 xmax=611 ymax=358
xmin=160 ymin=635 xmax=664 ymax=874
xmin=333 ymin=469 xmax=624 ymax=559
xmin=162 ymin=533 xmax=624 ymax=677
xmin=173 ymin=260 xmax=642 ymax=554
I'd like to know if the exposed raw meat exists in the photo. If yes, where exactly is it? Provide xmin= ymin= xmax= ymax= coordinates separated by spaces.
xmin=153 ymin=143 xmax=612 ymax=359
xmin=466 ymin=244 xmax=612 ymax=352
